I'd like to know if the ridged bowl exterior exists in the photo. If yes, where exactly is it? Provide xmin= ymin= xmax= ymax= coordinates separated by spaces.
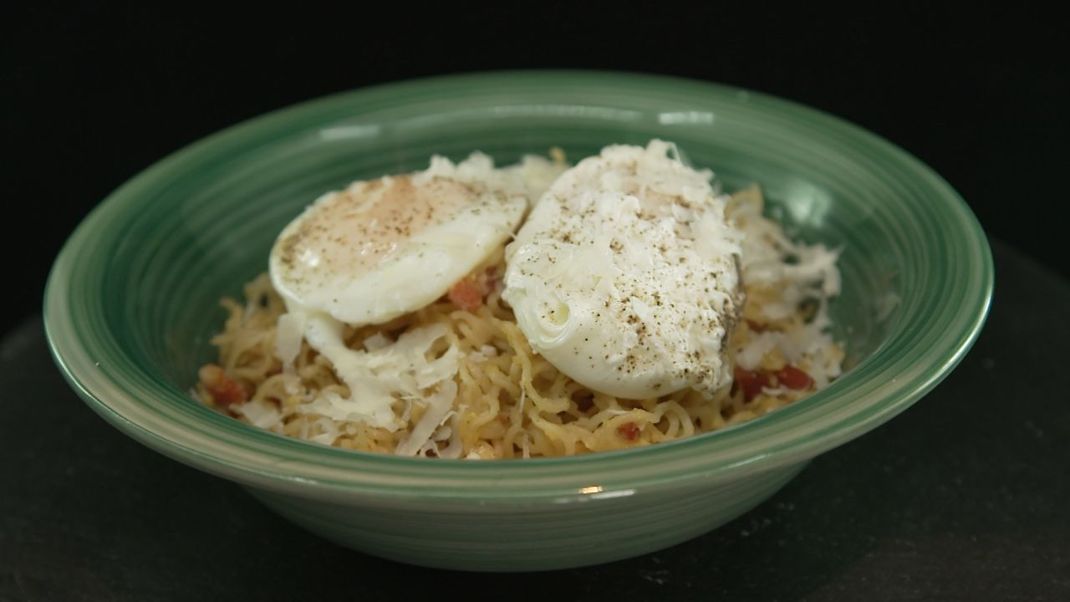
xmin=44 ymin=71 xmax=992 ymax=571
xmin=250 ymin=462 xmax=807 ymax=572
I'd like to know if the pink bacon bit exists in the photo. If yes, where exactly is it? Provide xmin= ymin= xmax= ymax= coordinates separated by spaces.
xmin=199 ymin=364 xmax=248 ymax=407
xmin=776 ymin=364 xmax=814 ymax=390
xmin=447 ymin=276 xmax=489 ymax=312
xmin=617 ymin=422 xmax=641 ymax=441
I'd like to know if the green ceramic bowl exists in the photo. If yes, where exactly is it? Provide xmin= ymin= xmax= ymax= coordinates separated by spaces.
xmin=44 ymin=71 xmax=992 ymax=572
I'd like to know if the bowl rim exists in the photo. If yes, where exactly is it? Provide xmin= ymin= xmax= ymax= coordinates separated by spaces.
xmin=44 ymin=69 xmax=993 ymax=501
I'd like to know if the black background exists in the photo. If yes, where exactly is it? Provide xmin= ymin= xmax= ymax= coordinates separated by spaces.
xmin=4 ymin=5 xmax=1070 ymax=600
xmin=4 ymin=3 xmax=1067 ymax=338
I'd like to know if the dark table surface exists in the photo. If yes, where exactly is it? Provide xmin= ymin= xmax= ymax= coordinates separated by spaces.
xmin=2 ymin=239 xmax=1067 ymax=601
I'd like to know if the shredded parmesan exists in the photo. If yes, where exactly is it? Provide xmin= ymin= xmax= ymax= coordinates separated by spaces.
xmin=396 ymin=380 xmax=458 ymax=456
xmin=196 ymin=162 xmax=846 ymax=459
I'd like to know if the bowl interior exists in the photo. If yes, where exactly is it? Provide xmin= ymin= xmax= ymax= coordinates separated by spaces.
xmin=46 ymin=72 xmax=991 ymax=495
xmin=111 ymin=108 xmax=902 ymax=386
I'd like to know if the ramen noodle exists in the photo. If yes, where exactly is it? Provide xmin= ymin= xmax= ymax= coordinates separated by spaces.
xmin=196 ymin=176 xmax=844 ymax=459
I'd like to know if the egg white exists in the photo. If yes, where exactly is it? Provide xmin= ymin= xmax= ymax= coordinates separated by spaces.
xmin=266 ymin=153 xmax=564 ymax=436
xmin=270 ymin=174 xmax=524 ymax=326
xmin=502 ymin=140 xmax=744 ymax=399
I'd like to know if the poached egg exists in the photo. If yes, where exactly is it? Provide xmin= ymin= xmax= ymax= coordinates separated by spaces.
xmin=273 ymin=166 xmax=522 ymax=326
xmin=267 ymin=153 xmax=563 ymax=435
xmin=502 ymin=140 xmax=743 ymax=400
